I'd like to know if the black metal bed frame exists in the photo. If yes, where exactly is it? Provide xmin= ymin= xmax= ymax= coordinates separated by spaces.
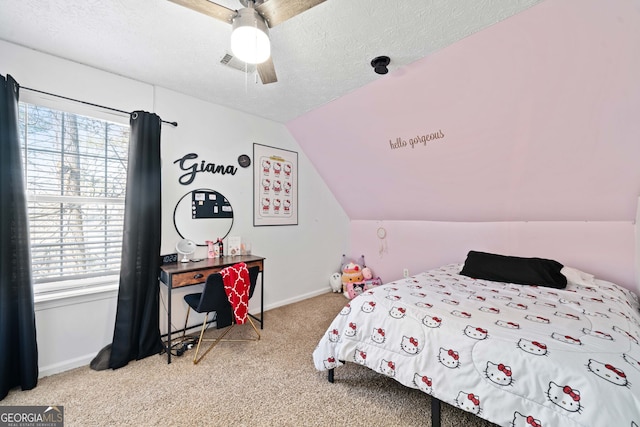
xmin=327 ymin=366 xmax=442 ymax=427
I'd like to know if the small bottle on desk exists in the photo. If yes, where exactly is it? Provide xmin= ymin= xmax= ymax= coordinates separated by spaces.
xmin=217 ymin=238 xmax=224 ymax=257
xmin=206 ymin=240 xmax=216 ymax=259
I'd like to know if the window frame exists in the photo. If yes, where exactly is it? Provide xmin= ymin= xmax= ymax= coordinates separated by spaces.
xmin=19 ymin=91 xmax=130 ymax=301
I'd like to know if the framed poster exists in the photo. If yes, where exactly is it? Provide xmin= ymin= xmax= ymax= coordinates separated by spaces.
xmin=253 ymin=143 xmax=298 ymax=226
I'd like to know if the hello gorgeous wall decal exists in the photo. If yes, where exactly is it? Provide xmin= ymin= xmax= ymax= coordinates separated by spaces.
xmin=174 ymin=152 xmax=238 ymax=185
xmin=389 ymin=129 xmax=445 ymax=150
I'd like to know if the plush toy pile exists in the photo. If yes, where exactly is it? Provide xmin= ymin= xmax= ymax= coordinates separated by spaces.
xmin=329 ymin=254 xmax=382 ymax=299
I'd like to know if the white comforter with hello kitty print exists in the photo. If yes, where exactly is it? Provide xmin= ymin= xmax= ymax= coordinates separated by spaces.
xmin=313 ymin=264 xmax=640 ymax=427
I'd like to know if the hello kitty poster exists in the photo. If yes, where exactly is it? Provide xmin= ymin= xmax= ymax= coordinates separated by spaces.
xmin=253 ymin=143 xmax=297 ymax=226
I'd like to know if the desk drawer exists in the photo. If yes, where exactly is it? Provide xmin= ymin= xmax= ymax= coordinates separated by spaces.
xmin=168 ymin=260 xmax=263 ymax=288
xmin=171 ymin=268 xmax=220 ymax=288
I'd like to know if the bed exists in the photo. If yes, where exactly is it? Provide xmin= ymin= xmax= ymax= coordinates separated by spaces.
xmin=313 ymin=252 xmax=640 ymax=427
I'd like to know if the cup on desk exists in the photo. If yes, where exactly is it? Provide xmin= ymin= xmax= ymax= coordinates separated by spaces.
xmin=241 ymin=242 xmax=252 ymax=256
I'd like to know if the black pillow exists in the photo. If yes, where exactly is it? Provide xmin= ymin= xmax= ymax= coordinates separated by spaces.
xmin=459 ymin=251 xmax=567 ymax=289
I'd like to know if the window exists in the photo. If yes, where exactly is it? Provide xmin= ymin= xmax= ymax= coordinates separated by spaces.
xmin=18 ymin=102 xmax=129 ymax=289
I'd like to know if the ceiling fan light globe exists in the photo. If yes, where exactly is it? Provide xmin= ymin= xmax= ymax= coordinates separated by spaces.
xmin=231 ymin=7 xmax=271 ymax=64
xmin=231 ymin=27 xmax=270 ymax=64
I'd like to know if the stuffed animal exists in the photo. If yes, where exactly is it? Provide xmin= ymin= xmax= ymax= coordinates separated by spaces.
xmin=329 ymin=272 xmax=342 ymax=293
xmin=334 ymin=254 xmax=382 ymax=299
xmin=340 ymin=254 xmax=365 ymax=272
xmin=341 ymin=260 xmax=365 ymax=299
xmin=341 ymin=261 xmax=364 ymax=285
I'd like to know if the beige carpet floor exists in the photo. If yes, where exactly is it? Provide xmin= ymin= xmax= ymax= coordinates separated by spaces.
xmin=1 ymin=292 xmax=498 ymax=426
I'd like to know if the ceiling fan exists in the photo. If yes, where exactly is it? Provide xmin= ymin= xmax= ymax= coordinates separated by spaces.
xmin=168 ymin=0 xmax=327 ymax=84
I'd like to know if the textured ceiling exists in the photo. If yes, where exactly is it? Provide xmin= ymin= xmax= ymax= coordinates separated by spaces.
xmin=0 ymin=0 xmax=543 ymax=123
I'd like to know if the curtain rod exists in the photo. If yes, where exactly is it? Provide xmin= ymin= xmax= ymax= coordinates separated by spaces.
xmin=21 ymin=86 xmax=178 ymax=127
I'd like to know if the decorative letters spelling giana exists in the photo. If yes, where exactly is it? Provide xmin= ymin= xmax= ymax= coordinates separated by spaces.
xmin=174 ymin=153 xmax=238 ymax=185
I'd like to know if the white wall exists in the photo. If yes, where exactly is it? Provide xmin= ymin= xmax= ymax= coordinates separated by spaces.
xmin=1 ymin=40 xmax=349 ymax=377
xmin=154 ymin=86 xmax=351 ymax=333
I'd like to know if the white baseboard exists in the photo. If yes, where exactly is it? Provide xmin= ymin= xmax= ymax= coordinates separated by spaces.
xmin=252 ymin=287 xmax=332 ymax=314
xmin=39 ymin=354 xmax=95 ymax=378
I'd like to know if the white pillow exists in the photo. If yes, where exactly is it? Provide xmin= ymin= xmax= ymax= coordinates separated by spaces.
xmin=561 ymin=266 xmax=596 ymax=287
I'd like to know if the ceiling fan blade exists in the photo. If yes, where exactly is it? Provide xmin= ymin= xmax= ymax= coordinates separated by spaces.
xmin=167 ymin=0 xmax=236 ymax=24
xmin=256 ymin=0 xmax=326 ymax=28
xmin=257 ymin=57 xmax=278 ymax=84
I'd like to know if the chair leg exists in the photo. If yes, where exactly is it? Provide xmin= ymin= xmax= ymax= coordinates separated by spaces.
xmin=192 ymin=312 xmax=210 ymax=364
xmin=192 ymin=315 xmax=261 ymax=365
xmin=209 ymin=316 xmax=261 ymax=342
xmin=246 ymin=316 xmax=261 ymax=341
xmin=193 ymin=320 xmax=235 ymax=364
xmin=182 ymin=306 xmax=191 ymax=339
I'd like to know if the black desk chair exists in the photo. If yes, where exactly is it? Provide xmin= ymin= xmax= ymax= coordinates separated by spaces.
xmin=183 ymin=265 xmax=261 ymax=364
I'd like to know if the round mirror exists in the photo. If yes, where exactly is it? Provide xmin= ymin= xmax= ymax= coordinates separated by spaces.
xmin=175 ymin=239 xmax=196 ymax=263
xmin=173 ymin=189 xmax=234 ymax=246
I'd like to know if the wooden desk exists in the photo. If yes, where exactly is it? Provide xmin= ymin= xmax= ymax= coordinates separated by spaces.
xmin=159 ymin=255 xmax=265 ymax=363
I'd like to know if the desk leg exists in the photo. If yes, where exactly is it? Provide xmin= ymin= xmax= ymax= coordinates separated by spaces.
xmin=249 ymin=270 xmax=265 ymax=329
xmin=260 ymin=270 xmax=264 ymax=329
xmin=167 ymin=281 xmax=172 ymax=364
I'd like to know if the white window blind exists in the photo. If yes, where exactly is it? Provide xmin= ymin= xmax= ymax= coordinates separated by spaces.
xmin=18 ymin=102 xmax=129 ymax=285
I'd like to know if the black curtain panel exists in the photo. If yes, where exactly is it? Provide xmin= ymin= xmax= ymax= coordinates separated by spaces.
xmin=109 ymin=111 xmax=163 ymax=369
xmin=0 ymin=74 xmax=38 ymax=400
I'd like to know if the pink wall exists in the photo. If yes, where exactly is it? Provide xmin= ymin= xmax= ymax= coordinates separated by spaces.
xmin=287 ymin=0 xmax=640 ymax=222
xmin=350 ymin=220 xmax=636 ymax=291
xmin=287 ymin=0 xmax=640 ymax=291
